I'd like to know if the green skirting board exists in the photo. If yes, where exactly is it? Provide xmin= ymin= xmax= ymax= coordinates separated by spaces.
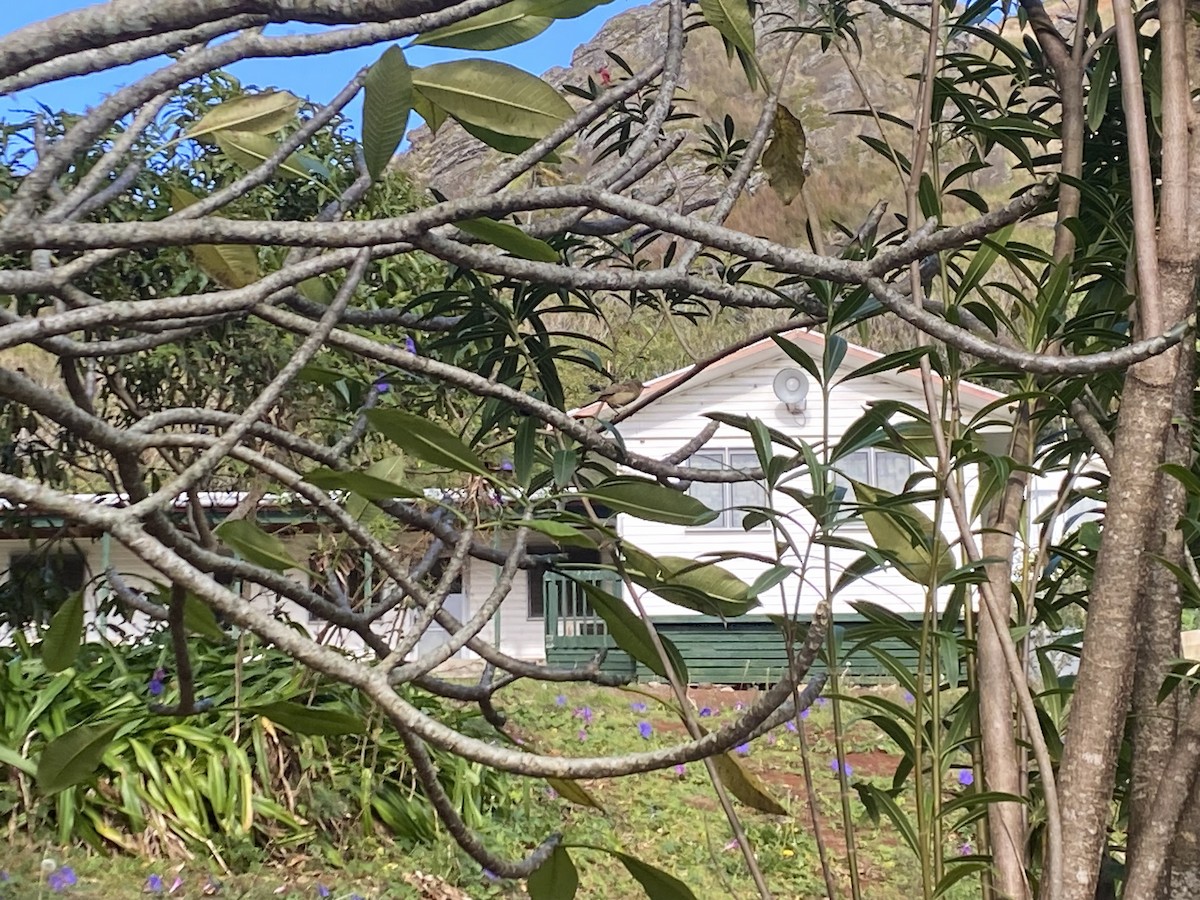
xmin=544 ymin=613 xmax=962 ymax=685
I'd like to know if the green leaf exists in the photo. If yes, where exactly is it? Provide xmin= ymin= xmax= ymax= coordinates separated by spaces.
xmin=412 ymin=60 xmax=573 ymax=139
xmin=698 ymin=0 xmax=755 ymax=55
xmin=854 ymin=482 xmax=953 ymax=586
xmin=604 ymin=849 xmax=698 ymax=900
xmin=455 ymin=217 xmax=558 ymax=262
xmin=823 ymin=333 xmax=848 ymax=383
xmin=249 ymin=701 xmax=365 ymax=736
xmin=575 ymin=580 xmax=688 ymax=682
xmin=366 ymin=409 xmax=489 ymax=476
xmin=746 ymin=564 xmax=793 ymax=598
xmin=411 ymin=91 xmax=448 ymax=133
xmin=708 ymin=746 xmax=788 ymax=814
xmin=42 ymin=591 xmax=85 ymax=673
xmin=186 ymin=91 xmax=301 ymax=141
xmin=586 ymin=476 xmax=718 ymax=526
xmin=514 ymin=417 xmax=537 ymax=487
xmin=528 ymin=846 xmax=579 ymax=900
xmin=362 ymin=46 xmax=412 ymax=181
xmin=183 ymin=594 xmax=226 ymax=641
xmin=521 ymin=520 xmax=598 ymax=548
xmin=545 ymin=776 xmax=604 ymax=810
xmin=552 ymin=449 xmax=578 ymax=487
xmin=213 ymin=129 xmax=321 ymax=181
xmin=214 ymin=519 xmax=302 ymax=572
xmin=0 ymin=742 xmax=36 ymax=777
xmin=623 ymin=548 xmax=759 ymax=618
xmin=526 ymin=0 xmax=614 ymax=16
xmin=458 ymin=120 xmax=558 ymax=159
xmin=415 ymin=1 xmax=552 ymax=50
xmin=305 ymin=467 xmax=421 ymax=500
xmin=838 ymin=347 xmax=931 ymax=384
xmin=37 ymin=720 xmax=123 ymax=794
xmin=761 ymin=103 xmax=807 ymax=205
xmin=346 ymin=455 xmax=410 ymax=524
xmin=169 ymin=187 xmax=260 ymax=288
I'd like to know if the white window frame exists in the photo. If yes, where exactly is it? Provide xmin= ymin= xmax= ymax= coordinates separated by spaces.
xmin=686 ymin=449 xmax=768 ymax=530
xmin=834 ymin=447 xmax=916 ymax=527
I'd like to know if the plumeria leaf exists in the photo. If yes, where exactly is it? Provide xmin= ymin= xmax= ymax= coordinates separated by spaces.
xmin=545 ymin=776 xmax=605 ymax=810
xmin=698 ymin=0 xmax=755 ymax=55
xmin=710 ymin=747 xmax=788 ymax=815
xmin=182 ymin=594 xmax=227 ymax=641
xmin=37 ymin=720 xmax=124 ymax=794
xmin=250 ymin=701 xmax=365 ymax=735
xmin=185 ymin=91 xmax=301 ymax=140
xmin=362 ymin=46 xmax=413 ymax=180
xmin=623 ymin=546 xmax=759 ymax=618
xmin=169 ymin=187 xmax=260 ymax=288
xmin=854 ymin=482 xmax=954 ymax=586
xmin=41 ymin=590 xmax=85 ymax=673
xmin=761 ymin=103 xmax=807 ymax=204
xmin=455 ymin=217 xmax=558 ymax=262
xmin=415 ymin=1 xmax=553 ymax=50
xmin=575 ymin=580 xmax=688 ymax=682
xmin=567 ymin=846 xmax=698 ymax=900
xmin=305 ymin=467 xmax=422 ymax=501
xmin=366 ymin=409 xmax=489 ymax=476
xmin=586 ymin=476 xmax=717 ymax=527
xmin=412 ymin=60 xmax=573 ymax=139
xmin=213 ymin=129 xmax=323 ymax=180
xmin=528 ymin=846 xmax=579 ymax=900
xmin=214 ymin=519 xmax=302 ymax=572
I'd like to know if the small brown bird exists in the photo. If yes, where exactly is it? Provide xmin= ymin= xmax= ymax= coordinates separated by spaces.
xmin=593 ymin=379 xmax=644 ymax=409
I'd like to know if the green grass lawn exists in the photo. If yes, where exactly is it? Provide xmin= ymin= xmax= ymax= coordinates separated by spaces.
xmin=1 ymin=681 xmax=979 ymax=899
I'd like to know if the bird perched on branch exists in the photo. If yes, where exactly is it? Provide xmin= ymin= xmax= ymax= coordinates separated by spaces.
xmin=594 ymin=379 xmax=644 ymax=408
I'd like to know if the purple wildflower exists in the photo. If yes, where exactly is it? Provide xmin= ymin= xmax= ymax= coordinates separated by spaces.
xmin=555 ymin=694 xmax=567 ymax=706
xmin=149 ymin=667 xmax=167 ymax=697
xmin=574 ymin=706 xmax=593 ymax=725
xmin=816 ymin=696 xmax=828 ymax=707
xmin=638 ymin=721 xmax=652 ymax=739
xmin=546 ymin=787 xmax=557 ymax=799
xmin=404 ymin=335 xmax=417 ymax=355
xmin=48 ymin=867 xmax=77 ymax=892
xmin=735 ymin=743 xmax=751 ymax=756
xmin=830 ymin=758 xmax=853 ymax=778
xmin=957 ymin=769 xmax=975 ymax=787
xmin=1 ymin=870 xmax=9 ymax=882
xmin=577 ymin=729 xmax=588 ymax=742
xmin=959 ymin=842 xmax=974 ymax=856
xmin=673 ymin=764 xmax=686 ymax=776
xmin=785 ymin=720 xmax=797 ymax=733
xmin=766 ymin=733 xmax=776 ymax=745
xmin=146 ymin=874 xmax=165 ymax=894
xmin=699 ymin=706 xmax=713 ymax=717
xmin=499 ymin=458 xmax=513 ymax=472
xmin=317 ymin=885 xmax=331 ymax=898
xmin=800 ymin=707 xmax=810 ymax=719
xmin=902 ymin=691 xmax=915 ymax=705
xmin=374 ymin=381 xmax=390 ymax=393
xmin=735 ymin=701 xmax=745 ymax=711
xmin=482 ymin=869 xmax=498 ymax=881
xmin=630 ymin=701 xmax=647 ymax=713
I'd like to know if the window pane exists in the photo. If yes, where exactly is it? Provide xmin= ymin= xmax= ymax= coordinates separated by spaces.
xmin=876 ymin=451 xmax=914 ymax=494
xmin=687 ymin=454 xmax=726 ymax=527
xmin=729 ymin=452 xmax=767 ymax=528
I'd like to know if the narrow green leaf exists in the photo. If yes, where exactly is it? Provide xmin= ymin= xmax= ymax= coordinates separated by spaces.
xmin=363 ymin=46 xmax=413 ymax=181
xmin=169 ymin=187 xmax=260 ymax=288
xmin=521 ymin=520 xmax=598 ymax=548
xmin=458 ymin=120 xmax=558 ymax=159
xmin=186 ymin=91 xmax=300 ymax=141
xmin=528 ymin=846 xmax=579 ymax=900
xmin=250 ymin=701 xmax=365 ymax=736
xmin=366 ymin=409 xmax=489 ymax=476
xmin=609 ymin=850 xmax=699 ymax=900
xmin=214 ymin=519 xmax=302 ymax=572
xmin=586 ymin=476 xmax=717 ymax=527
xmin=415 ymin=1 xmax=552 ymax=49
xmin=746 ymin=564 xmax=793 ymax=598
xmin=0 ymin=742 xmax=36 ymax=777
xmin=37 ymin=720 xmax=123 ymax=794
xmin=412 ymin=60 xmax=573 ymax=139
xmin=823 ymin=333 xmax=848 ymax=382
xmin=347 ymin=455 xmax=409 ymax=524
xmin=42 ymin=591 xmax=85 ymax=673
xmin=182 ymin=594 xmax=227 ymax=641
xmin=545 ymin=776 xmax=604 ymax=810
xmin=305 ymin=467 xmax=421 ymax=500
xmin=213 ymin=129 xmax=321 ymax=181
xmin=838 ymin=347 xmax=931 ymax=385
xmin=575 ymin=580 xmax=688 ymax=682
xmin=514 ymin=416 xmax=537 ymax=487
xmin=552 ymin=449 xmax=578 ymax=487
xmin=624 ymin=547 xmax=758 ymax=618
xmin=761 ymin=103 xmax=807 ymax=204
xmin=698 ymin=0 xmax=755 ymax=55
xmin=526 ymin=0 xmax=614 ymax=16
xmin=455 ymin=217 xmax=558 ymax=262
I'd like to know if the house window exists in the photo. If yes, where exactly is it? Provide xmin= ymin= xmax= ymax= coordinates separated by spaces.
xmin=1 ymin=551 xmax=87 ymax=626
xmin=686 ymin=450 xmax=767 ymax=529
xmin=835 ymin=448 xmax=916 ymax=522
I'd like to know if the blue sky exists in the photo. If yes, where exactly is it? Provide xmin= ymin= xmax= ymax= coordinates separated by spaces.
xmin=1 ymin=0 xmax=645 ymax=123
